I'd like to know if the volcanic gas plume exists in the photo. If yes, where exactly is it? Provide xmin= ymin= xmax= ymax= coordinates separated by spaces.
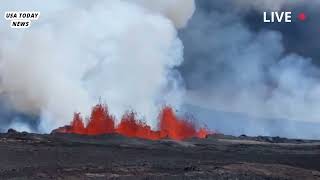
xmin=54 ymin=104 xmax=209 ymax=140
xmin=0 ymin=0 xmax=195 ymax=132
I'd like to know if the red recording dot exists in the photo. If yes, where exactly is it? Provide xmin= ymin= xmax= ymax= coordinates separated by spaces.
xmin=298 ymin=13 xmax=307 ymax=21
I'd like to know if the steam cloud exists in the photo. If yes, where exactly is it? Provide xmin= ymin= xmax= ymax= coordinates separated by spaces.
xmin=235 ymin=0 xmax=289 ymax=10
xmin=1 ymin=0 xmax=320 ymax=139
xmin=235 ymin=0 xmax=320 ymax=11
xmin=0 ymin=0 xmax=195 ymax=132
xmin=180 ymin=1 xmax=320 ymax=138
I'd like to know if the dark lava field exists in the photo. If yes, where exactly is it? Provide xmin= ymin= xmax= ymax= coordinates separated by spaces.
xmin=1 ymin=130 xmax=320 ymax=180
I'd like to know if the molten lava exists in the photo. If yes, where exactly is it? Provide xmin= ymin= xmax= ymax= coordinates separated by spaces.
xmin=55 ymin=104 xmax=210 ymax=141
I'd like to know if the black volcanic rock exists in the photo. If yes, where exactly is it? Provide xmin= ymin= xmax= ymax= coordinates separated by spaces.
xmin=0 ymin=132 xmax=319 ymax=179
xmin=7 ymin=128 xmax=18 ymax=134
xmin=50 ymin=125 xmax=71 ymax=134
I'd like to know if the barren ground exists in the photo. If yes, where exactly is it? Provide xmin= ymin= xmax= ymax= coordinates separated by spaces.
xmin=1 ymin=130 xmax=320 ymax=180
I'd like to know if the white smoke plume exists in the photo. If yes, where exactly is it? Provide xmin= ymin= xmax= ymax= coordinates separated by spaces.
xmin=181 ymin=3 xmax=320 ymax=130
xmin=0 ymin=0 xmax=195 ymax=132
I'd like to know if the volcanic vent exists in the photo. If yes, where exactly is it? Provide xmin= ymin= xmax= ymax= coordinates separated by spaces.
xmin=54 ymin=104 xmax=209 ymax=141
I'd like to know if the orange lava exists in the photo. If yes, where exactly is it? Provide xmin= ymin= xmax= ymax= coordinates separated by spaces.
xmin=55 ymin=104 xmax=210 ymax=141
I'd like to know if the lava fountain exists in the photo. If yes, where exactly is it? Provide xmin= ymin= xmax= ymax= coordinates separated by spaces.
xmin=54 ymin=104 xmax=210 ymax=140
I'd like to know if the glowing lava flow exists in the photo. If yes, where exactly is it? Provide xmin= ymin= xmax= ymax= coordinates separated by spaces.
xmin=54 ymin=104 xmax=210 ymax=140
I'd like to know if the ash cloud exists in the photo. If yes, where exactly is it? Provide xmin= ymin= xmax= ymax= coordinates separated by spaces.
xmin=0 ymin=0 xmax=195 ymax=132
xmin=179 ymin=1 xmax=320 ymax=138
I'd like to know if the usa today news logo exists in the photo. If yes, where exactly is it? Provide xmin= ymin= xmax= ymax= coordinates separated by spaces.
xmin=4 ymin=11 xmax=40 ymax=28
